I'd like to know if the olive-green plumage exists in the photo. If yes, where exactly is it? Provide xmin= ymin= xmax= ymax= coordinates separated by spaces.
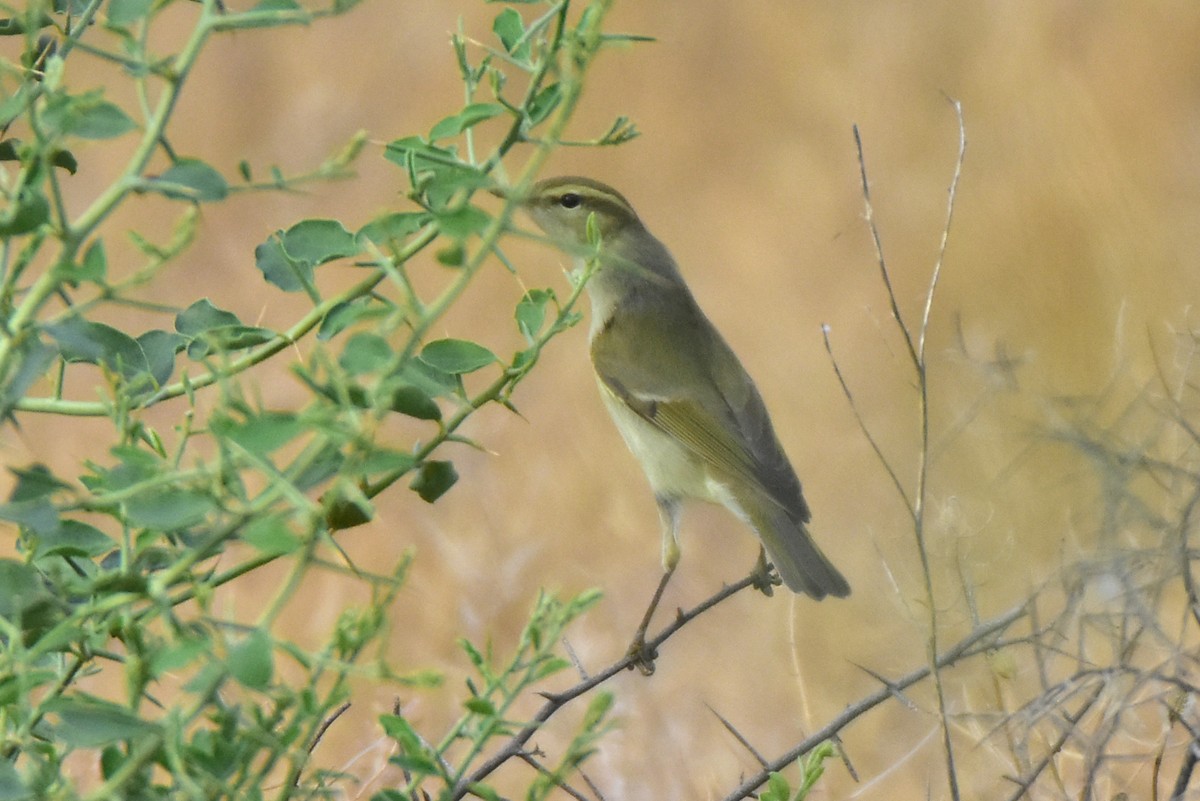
xmin=523 ymin=176 xmax=849 ymax=600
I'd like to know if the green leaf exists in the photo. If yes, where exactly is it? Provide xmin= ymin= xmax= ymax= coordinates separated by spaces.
xmin=212 ymin=411 xmax=305 ymax=456
xmin=434 ymin=205 xmax=490 ymax=239
xmin=357 ymin=212 xmax=430 ymax=247
xmin=357 ymin=448 xmax=416 ymax=475
xmin=175 ymin=299 xmax=242 ymax=335
xmin=430 ymin=103 xmax=506 ymax=140
xmin=107 ymin=0 xmax=153 ymax=27
xmin=527 ymin=82 xmax=561 ymax=126
xmin=492 ymin=8 xmax=529 ymax=60
xmin=0 ymin=188 xmax=49 ymax=235
xmin=217 ymin=0 xmax=310 ymax=28
xmin=145 ymin=159 xmax=228 ymax=202
xmin=124 ymin=489 xmax=213 ymax=529
xmin=254 ymin=233 xmax=312 ymax=293
xmin=463 ymin=697 xmax=495 ymax=715
xmin=0 ymin=758 xmax=32 ymax=801
xmin=410 ymin=460 xmax=457 ymax=503
xmin=7 ymin=464 xmax=68 ymax=502
xmin=397 ymin=358 xmax=458 ymax=398
xmin=0 ymin=560 xmax=48 ymax=620
xmin=76 ymin=239 xmax=108 ymax=284
xmin=136 ymin=329 xmax=184 ymax=388
xmin=339 ymin=332 xmax=393 ymax=375
xmin=515 ymin=288 xmax=553 ymax=341
xmin=282 ymin=218 xmax=359 ymax=264
xmin=33 ymin=519 xmax=114 ymax=559
xmin=0 ymin=13 xmax=55 ymax=35
xmin=45 ymin=317 xmax=150 ymax=382
xmin=318 ymin=299 xmax=374 ymax=340
xmin=0 ymin=337 xmax=54 ymax=418
xmin=0 ymin=498 xmax=58 ymax=536
xmin=388 ymin=385 xmax=441 ymax=421
xmin=42 ymin=91 xmax=136 ymax=140
xmin=176 ymin=300 xmax=274 ymax=358
xmin=760 ymin=773 xmax=790 ymax=801
xmin=240 ymin=514 xmax=300 ymax=555
xmin=288 ymin=442 xmax=344 ymax=492
xmin=227 ymin=629 xmax=273 ymax=690
xmin=46 ymin=697 xmax=158 ymax=747
xmin=420 ymin=338 xmax=496 ymax=374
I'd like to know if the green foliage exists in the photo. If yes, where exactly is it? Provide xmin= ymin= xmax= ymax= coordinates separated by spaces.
xmin=759 ymin=742 xmax=836 ymax=801
xmin=0 ymin=0 xmax=640 ymax=798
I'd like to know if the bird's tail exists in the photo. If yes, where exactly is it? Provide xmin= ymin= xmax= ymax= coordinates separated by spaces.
xmin=742 ymin=493 xmax=850 ymax=599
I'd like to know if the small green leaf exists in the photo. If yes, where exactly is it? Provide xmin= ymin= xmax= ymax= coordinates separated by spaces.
xmin=434 ymin=205 xmax=490 ymax=239
xmin=0 ymin=188 xmax=49 ymax=235
xmin=430 ymin=103 xmax=506 ymax=140
xmin=420 ymin=338 xmax=496 ymax=375
xmin=388 ymin=385 xmax=441 ymax=421
xmin=7 ymin=464 xmax=68 ymax=502
xmin=527 ymin=82 xmax=561 ymax=126
xmin=146 ymin=159 xmax=228 ymax=202
xmin=339 ymin=332 xmax=392 ymax=375
xmin=136 ymin=329 xmax=184 ymax=388
xmin=46 ymin=697 xmax=158 ymax=747
xmin=240 ymin=514 xmax=300 ymax=555
xmin=227 ymin=630 xmax=273 ymax=690
xmin=175 ymin=299 xmax=242 ymax=335
xmin=318 ymin=300 xmax=373 ymax=340
xmin=212 ymin=412 xmax=306 ymax=456
xmin=492 ymin=8 xmax=528 ymax=60
xmin=410 ymin=460 xmax=457 ymax=503
xmin=124 ymin=489 xmax=213 ymax=529
xmin=42 ymin=92 xmax=136 ymax=140
xmin=0 ymin=498 xmax=58 ymax=536
xmin=76 ymin=239 xmax=108 ymax=284
xmin=358 ymin=212 xmax=430 ymax=247
xmin=107 ymin=0 xmax=153 ymax=28
xmin=45 ymin=317 xmax=151 ymax=382
xmin=176 ymin=300 xmax=274 ymax=358
xmin=357 ymin=448 xmax=416 ymax=475
xmin=396 ymin=360 xmax=458 ymax=400
xmin=760 ymin=773 xmax=790 ymax=801
xmin=288 ymin=442 xmax=344 ymax=492
xmin=463 ymin=697 xmax=495 ymax=715
xmin=0 ymin=758 xmax=32 ymax=800
xmin=254 ymin=233 xmax=311 ymax=292
xmin=515 ymin=288 xmax=553 ymax=341
xmin=33 ymin=519 xmax=114 ymax=559
xmin=281 ymin=218 xmax=359 ymax=264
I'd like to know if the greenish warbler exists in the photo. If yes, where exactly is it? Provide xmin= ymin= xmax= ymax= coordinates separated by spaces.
xmin=521 ymin=176 xmax=850 ymax=607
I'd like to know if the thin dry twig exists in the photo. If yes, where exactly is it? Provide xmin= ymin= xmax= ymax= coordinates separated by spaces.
xmin=718 ymin=602 xmax=1027 ymax=801
xmin=449 ymin=569 xmax=766 ymax=800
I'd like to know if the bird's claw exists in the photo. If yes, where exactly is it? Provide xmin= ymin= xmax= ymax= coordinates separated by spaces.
xmin=751 ymin=550 xmax=782 ymax=596
xmin=626 ymin=632 xmax=658 ymax=676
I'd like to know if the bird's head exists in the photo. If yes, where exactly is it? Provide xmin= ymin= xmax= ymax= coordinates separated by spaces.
xmin=520 ymin=176 xmax=643 ymax=248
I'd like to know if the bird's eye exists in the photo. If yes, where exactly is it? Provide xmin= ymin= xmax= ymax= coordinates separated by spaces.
xmin=558 ymin=193 xmax=582 ymax=209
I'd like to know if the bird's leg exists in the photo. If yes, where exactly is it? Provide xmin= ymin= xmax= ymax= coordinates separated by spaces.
xmin=751 ymin=545 xmax=781 ymax=596
xmin=627 ymin=497 xmax=681 ymax=675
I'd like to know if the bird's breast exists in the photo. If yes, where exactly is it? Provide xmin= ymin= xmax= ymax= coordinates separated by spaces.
xmin=596 ymin=378 xmax=718 ymax=502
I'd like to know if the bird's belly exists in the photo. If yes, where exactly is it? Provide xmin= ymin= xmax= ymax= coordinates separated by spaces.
xmin=598 ymin=384 xmax=726 ymax=504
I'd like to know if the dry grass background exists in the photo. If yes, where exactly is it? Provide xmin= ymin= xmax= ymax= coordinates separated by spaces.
xmin=7 ymin=1 xmax=1200 ymax=798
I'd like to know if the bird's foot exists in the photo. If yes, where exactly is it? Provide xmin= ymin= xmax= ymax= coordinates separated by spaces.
xmin=751 ymin=548 xmax=782 ymax=597
xmin=626 ymin=629 xmax=658 ymax=676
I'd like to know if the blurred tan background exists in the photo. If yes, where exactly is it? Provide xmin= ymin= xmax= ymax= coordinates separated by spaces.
xmin=9 ymin=0 xmax=1200 ymax=798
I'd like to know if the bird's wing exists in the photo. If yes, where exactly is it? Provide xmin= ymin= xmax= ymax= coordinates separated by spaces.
xmin=590 ymin=292 xmax=810 ymax=523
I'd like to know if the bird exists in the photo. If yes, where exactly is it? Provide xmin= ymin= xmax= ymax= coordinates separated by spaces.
xmin=519 ymin=176 xmax=849 ymax=668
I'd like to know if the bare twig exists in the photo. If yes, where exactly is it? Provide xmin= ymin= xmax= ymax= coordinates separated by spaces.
xmin=718 ymin=602 xmax=1026 ymax=801
xmin=450 ymin=570 xmax=764 ymax=799
xmin=849 ymin=98 xmax=969 ymax=801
